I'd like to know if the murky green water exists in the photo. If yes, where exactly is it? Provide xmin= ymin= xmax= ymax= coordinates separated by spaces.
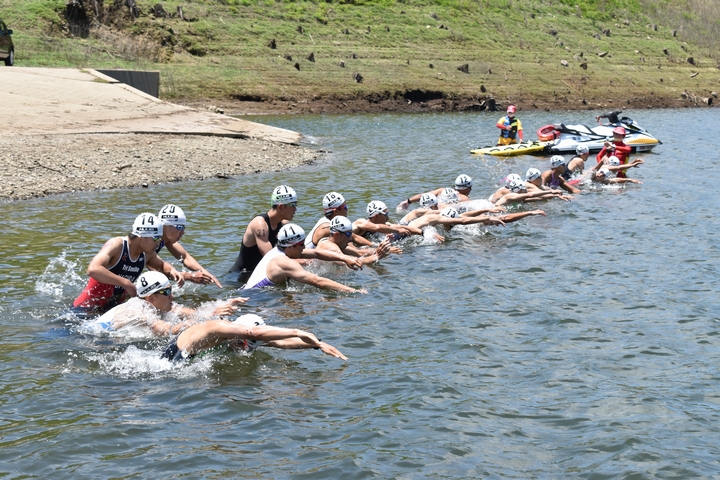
xmin=2 ymin=109 xmax=720 ymax=477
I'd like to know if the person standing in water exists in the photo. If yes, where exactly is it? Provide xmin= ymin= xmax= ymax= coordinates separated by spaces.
xmin=596 ymin=127 xmax=632 ymax=178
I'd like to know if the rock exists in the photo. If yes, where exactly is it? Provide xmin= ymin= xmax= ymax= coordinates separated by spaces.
xmin=306 ymin=52 xmax=315 ymax=62
xmin=284 ymin=54 xmax=293 ymax=61
xmin=385 ymin=26 xmax=390 ymax=32
xmin=457 ymin=64 xmax=469 ymax=73
xmin=602 ymin=28 xmax=611 ymax=36
xmin=650 ymin=24 xmax=658 ymax=31
xmin=690 ymin=72 xmax=698 ymax=77
xmin=294 ymin=62 xmax=300 ymax=70
xmin=429 ymin=63 xmax=433 ymax=69
xmin=339 ymin=61 xmax=345 ymax=68
xmin=712 ymin=91 xmax=717 ymax=98
xmin=548 ymin=29 xmax=558 ymax=36
xmin=663 ymin=48 xmax=669 ymax=55
xmin=268 ymin=38 xmax=277 ymax=49
xmin=672 ymin=30 xmax=677 ymax=37
xmin=592 ymin=33 xmax=601 ymax=40
xmin=353 ymin=73 xmax=363 ymax=83
xmin=351 ymin=53 xmax=357 ymax=59
xmin=580 ymin=62 xmax=587 ymax=70
xmin=597 ymin=51 xmax=608 ymax=57
xmin=297 ymin=25 xmax=304 ymax=34
xmin=152 ymin=4 xmax=166 ymax=18
xmin=343 ymin=28 xmax=349 ymax=34
xmin=480 ymin=84 xmax=486 ymax=93
xmin=686 ymin=57 xmax=695 ymax=65
xmin=430 ymin=12 xmax=438 ymax=20
xmin=560 ymin=60 xmax=569 ymax=67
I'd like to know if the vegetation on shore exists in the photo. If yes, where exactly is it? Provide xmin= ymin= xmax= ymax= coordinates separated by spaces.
xmin=2 ymin=0 xmax=718 ymax=112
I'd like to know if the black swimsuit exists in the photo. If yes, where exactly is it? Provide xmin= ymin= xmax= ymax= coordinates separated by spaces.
xmin=229 ymin=213 xmax=282 ymax=274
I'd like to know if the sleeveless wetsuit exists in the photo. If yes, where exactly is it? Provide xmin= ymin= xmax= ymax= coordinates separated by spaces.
xmin=242 ymin=247 xmax=286 ymax=289
xmin=547 ymin=172 xmax=561 ymax=189
xmin=304 ymin=217 xmax=330 ymax=249
xmin=72 ymin=238 xmax=146 ymax=316
xmin=229 ymin=213 xmax=282 ymax=273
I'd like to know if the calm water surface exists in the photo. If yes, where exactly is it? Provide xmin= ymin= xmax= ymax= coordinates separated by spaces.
xmin=2 ymin=109 xmax=720 ymax=477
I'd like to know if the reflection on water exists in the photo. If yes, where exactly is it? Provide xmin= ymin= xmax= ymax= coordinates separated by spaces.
xmin=2 ymin=109 xmax=720 ymax=477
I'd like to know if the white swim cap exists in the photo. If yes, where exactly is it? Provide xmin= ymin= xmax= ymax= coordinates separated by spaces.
xmin=509 ymin=178 xmax=527 ymax=193
xmin=132 ymin=213 xmax=163 ymax=238
xmin=329 ymin=216 xmax=353 ymax=233
xmin=440 ymin=207 xmax=459 ymax=218
xmin=233 ymin=314 xmax=266 ymax=351
xmin=504 ymin=173 xmax=522 ymax=186
xmin=277 ymin=224 xmax=306 ymax=247
xmin=439 ymin=188 xmax=460 ymax=204
xmin=551 ymin=155 xmax=566 ymax=168
xmin=271 ymin=185 xmax=298 ymax=206
xmin=158 ymin=204 xmax=186 ymax=226
xmin=576 ymin=145 xmax=590 ymax=155
xmin=419 ymin=193 xmax=438 ymax=208
xmin=322 ymin=192 xmax=346 ymax=211
xmin=526 ymin=168 xmax=542 ymax=182
xmin=136 ymin=271 xmax=170 ymax=298
xmin=366 ymin=201 xmax=388 ymax=217
xmin=608 ymin=156 xmax=621 ymax=166
xmin=455 ymin=174 xmax=473 ymax=190
xmin=597 ymin=166 xmax=611 ymax=176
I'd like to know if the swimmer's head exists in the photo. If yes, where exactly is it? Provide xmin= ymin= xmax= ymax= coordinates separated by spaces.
xmin=440 ymin=207 xmax=459 ymax=218
xmin=419 ymin=193 xmax=438 ymax=209
xmin=455 ymin=174 xmax=473 ymax=191
xmin=551 ymin=155 xmax=566 ymax=169
xmin=366 ymin=201 xmax=388 ymax=218
xmin=576 ymin=145 xmax=590 ymax=155
xmin=323 ymin=192 xmax=347 ymax=217
xmin=439 ymin=188 xmax=460 ymax=205
xmin=136 ymin=271 xmax=171 ymax=298
xmin=608 ymin=156 xmax=620 ymax=166
xmin=596 ymin=166 xmax=611 ymax=178
xmin=504 ymin=173 xmax=522 ymax=186
xmin=233 ymin=314 xmax=266 ymax=352
xmin=525 ymin=168 xmax=542 ymax=182
xmin=158 ymin=204 xmax=186 ymax=226
xmin=132 ymin=212 xmax=163 ymax=238
xmin=508 ymin=178 xmax=527 ymax=193
xmin=329 ymin=216 xmax=353 ymax=235
xmin=271 ymin=185 xmax=298 ymax=207
xmin=277 ymin=224 xmax=306 ymax=248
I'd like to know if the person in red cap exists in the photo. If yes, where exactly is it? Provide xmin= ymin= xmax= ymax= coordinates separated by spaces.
xmin=496 ymin=105 xmax=523 ymax=145
xmin=596 ymin=126 xmax=632 ymax=178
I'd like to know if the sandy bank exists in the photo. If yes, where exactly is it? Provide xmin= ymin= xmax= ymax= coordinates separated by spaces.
xmin=0 ymin=133 xmax=321 ymax=201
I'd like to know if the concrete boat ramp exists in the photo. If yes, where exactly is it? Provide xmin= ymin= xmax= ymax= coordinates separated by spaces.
xmin=0 ymin=67 xmax=300 ymax=144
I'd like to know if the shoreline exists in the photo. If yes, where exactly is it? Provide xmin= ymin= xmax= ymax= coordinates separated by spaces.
xmin=0 ymin=133 xmax=322 ymax=202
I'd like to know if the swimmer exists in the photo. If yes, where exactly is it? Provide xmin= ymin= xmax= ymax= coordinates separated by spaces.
xmin=396 ymin=174 xmax=474 ymax=210
xmin=406 ymin=206 xmax=509 ymax=232
xmin=590 ymin=166 xmax=643 ymax=185
xmin=542 ymin=156 xmax=581 ymax=194
xmin=354 ymin=201 xmax=425 ymax=242
xmin=318 ymin=216 xmax=393 ymax=265
xmin=604 ymin=155 xmax=644 ymax=174
xmin=306 ymin=192 xmax=374 ymax=249
xmin=71 ymin=213 xmax=183 ymax=319
xmin=86 ymin=271 xmax=247 ymax=337
xmin=524 ymin=168 xmax=547 ymax=191
xmin=229 ymin=185 xmax=299 ymax=277
xmin=160 ymin=314 xmax=346 ymax=362
xmin=243 ymin=224 xmax=367 ymax=293
xmin=494 ymin=178 xmax=569 ymax=207
xmin=155 ymin=204 xmax=222 ymax=288
xmin=562 ymin=145 xmax=591 ymax=180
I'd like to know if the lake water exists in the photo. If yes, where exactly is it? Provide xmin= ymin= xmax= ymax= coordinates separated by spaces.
xmin=2 ymin=108 xmax=720 ymax=477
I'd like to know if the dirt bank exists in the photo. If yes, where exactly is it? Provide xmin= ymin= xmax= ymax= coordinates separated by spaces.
xmin=0 ymin=133 xmax=321 ymax=201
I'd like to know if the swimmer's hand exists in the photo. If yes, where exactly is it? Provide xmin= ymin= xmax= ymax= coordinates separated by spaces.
xmin=397 ymin=199 xmax=410 ymax=211
xmin=318 ymin=342 xmax=348 ymax=361
xmin=486 ymin=218 xmax=506 ymax=227
xmin=375 ymin=239 xmax=392 ymax=259
xmin=343 ymin=255 xmax=363 ymax=271
xmin=183 ymin=270 xmax=222 ymax=288
xmin=123 ymin=280 xmax=138 ymax=298
xmin=212 ymin=303 xmax=239 ymax=318
xmin=356 ymin=288 xmax=368 ymax=294
xmin=434 ymin=234 xmax=446 ymax=242
xmin=227 ymin=297 xmax=249 ymax=306
xmin=167 ymin=268 xmax=185 ymax=288
xmin=529 ymin=210 xmax=547 ymax=216
xmin=490 ymin=206 xmax=507 ymax=214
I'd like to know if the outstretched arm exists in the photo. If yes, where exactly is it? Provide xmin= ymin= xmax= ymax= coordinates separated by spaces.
xmin=300 ymin=248 xmax=363 ymax=270
xmin=165 ymin=241 xmax=222 ymax=288
xmin=264 ymin=338 xmax=348 ymax=360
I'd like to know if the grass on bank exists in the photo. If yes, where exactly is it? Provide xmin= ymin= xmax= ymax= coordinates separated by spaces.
xmin=0 ymin=0 xmax=718 ymax=108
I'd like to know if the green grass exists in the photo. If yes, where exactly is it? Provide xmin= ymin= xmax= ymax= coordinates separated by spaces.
xmin=0 ymin=0 xmax=718 ymax=107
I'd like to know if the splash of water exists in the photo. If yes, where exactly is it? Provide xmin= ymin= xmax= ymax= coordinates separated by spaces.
xmin=35 ymin=251 xmax=85 ymax=299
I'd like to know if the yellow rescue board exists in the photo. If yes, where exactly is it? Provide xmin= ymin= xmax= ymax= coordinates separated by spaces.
xmin=471 ymin=141 xmax=552 ymax=157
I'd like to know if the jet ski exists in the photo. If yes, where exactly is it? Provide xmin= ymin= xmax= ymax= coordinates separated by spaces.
xmin=536 ymin=111 xmax=661 ymax=154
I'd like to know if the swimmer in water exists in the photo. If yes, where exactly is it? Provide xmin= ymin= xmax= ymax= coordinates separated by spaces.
xmin=85 ymin=271 xmax=247 ymax=337
xmin=305 ymin=192 xmax=374 ymax=250
xmin=396 ymin=174 xmax=474 ymax=210
xmin=243 ymin=224 xmax=367 ymax=293
xmin=562 ymin=145 xmax=591 ymax=180
xmin=317 ymin=216 xmax=393 ymax=266
xmin=353 ymin=201 xmax=422 ymax=241
xmin=160 ymin=313 xmax=346 ymax=362
xmin=590 ymin=166 xmax=643 ymax=185
xmin=542 ymin=156 xmax=581 ymax=194
xmin=154 ymin=204 xmax=222 ymax=288
xmin=71 ymin=212 xmax=183 ymax=319
xmin=490 ymin=178 xmax=568 ymax=207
